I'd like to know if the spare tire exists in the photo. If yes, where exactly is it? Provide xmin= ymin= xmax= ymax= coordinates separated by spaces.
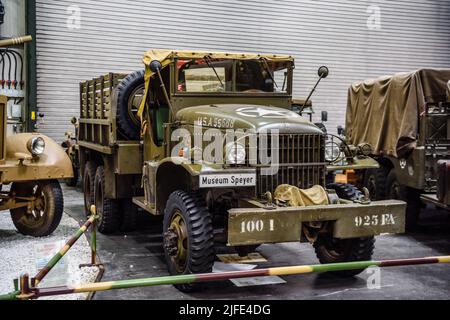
xmin=116 ymin=70 xmax=145 ymax=140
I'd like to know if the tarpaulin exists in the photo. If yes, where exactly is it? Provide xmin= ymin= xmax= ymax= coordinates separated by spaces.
xmin=346 ymin=69 xmax=450 ymax=158
xmin=274 ymin=184 xmax=329 ymax=206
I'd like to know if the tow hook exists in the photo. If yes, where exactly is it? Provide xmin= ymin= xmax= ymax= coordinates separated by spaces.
xmin=263 ymin=191 xmax=277 ymax=210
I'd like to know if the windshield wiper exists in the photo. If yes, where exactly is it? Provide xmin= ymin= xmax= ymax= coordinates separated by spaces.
xmin=204 ymin=55 xmax=224 ymax=89
xmin=260 ymin=57 xmax=278 ymax=89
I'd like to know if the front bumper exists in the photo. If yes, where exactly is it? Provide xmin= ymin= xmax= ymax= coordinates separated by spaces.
xmin=227 ymin=199 xmax=406 ymax=246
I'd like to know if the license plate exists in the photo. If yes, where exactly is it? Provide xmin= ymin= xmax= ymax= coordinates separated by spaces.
xmin=199 ymin=173 xmax=256 ymax=188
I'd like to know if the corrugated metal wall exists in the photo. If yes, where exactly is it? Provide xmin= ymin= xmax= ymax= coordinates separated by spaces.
xmin=35 ymin=0 xmax=450 ymax=141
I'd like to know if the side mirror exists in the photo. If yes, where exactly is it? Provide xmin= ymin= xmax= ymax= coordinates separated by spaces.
xmin=337 ymin=125 xmax=345 ymax=136
xmin=149 ymin=60 xmax=163 ymax=73
xmin=321 ymin=110 xmax=328 ymax=122
xmin=318 ymin=66 xmax=329 ymax=79
xmin=70 ymin=117 xmax=77 ymax=125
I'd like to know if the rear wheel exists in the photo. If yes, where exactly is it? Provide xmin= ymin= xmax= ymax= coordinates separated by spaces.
xmin=10 ymin=180 xmax=63 ymax=237
xmin=386 ymin=170 xmax=421 ymax=231
xmin=83 ymin=161 xmax=97 ymax=217
xmin=163 ymin=190 xmax=214 ymax=292
xmin=315 ymin=183 xmax=375 ymax=277
xmin=94 ymin=166 xmax=120 ymax=234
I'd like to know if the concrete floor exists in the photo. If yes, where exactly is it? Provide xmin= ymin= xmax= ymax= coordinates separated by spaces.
xmin=63 ymin=185 xmax=450 ymax=300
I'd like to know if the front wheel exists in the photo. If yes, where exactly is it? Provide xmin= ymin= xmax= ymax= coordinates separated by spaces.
xmin=10 ymin=180 xmax=64 ymax=237
xmin=313 ymin=235 xmax=375 ymax=277
xmin=317 ymin=183 xmax=375 ymax=277
xmin=163 ymin=190 xmax=215 ymax=292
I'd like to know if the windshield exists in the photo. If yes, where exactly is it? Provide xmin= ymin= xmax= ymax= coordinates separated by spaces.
xmin=176 ymin=58 xmax=291 ymax=94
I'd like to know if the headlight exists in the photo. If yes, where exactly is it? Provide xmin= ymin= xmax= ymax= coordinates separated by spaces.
xmin=27 ymin=136 xmax=45 ymax=156
xmin=225 ymin=142 xmax=246 ymax=164
xmin=325 ymin=141 xmax=340 ymax=162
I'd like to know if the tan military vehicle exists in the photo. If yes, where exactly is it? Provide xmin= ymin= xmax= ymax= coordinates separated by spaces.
xmin=0 ymin=36 xmax=73 ymax=236
xmin=0 ymin=95 xmax=73 ymax=236
xmin=78 ymin=50 xmax=406 ymax=292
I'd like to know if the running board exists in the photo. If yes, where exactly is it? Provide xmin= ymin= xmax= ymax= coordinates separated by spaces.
xmin=132 ymin=196 xmax=157 ymax=215
xmin=420 ymin=193 xmax=450 ymax=211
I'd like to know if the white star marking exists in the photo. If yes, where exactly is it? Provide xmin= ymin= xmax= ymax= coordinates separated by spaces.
xmin=235 ymin=107 xmax=291 ymax=118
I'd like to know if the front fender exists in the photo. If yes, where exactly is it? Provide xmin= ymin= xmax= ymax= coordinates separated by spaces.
xmin=0 ymin=133 xmax=73 ymax=183
xmin=152 ymin=157 xmax=229 ymax=214
xmin=156 ymin=157 xmax=225 ymax=176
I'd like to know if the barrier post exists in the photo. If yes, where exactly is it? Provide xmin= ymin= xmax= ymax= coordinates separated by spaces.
xmin=32 ymin=215 xmax=96 ymax=286
xmin=90 ymin=205 xmax=97 ymax=265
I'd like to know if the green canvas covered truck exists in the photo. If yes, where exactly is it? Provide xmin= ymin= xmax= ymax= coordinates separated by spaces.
xmin=346 ymin=69 xmax=450 ymax=230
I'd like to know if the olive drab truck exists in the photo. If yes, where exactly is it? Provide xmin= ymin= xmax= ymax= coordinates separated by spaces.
xmin=346 ymin=69 xmax=450 ymax=230
xmin=79 ymin=50 xmax=406 ymax=292
xmin=0 ymin=36 xmax=73 ymax=236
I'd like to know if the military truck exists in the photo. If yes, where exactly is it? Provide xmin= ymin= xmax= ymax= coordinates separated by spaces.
xmin=346 ymin=69 xmax=450 ymax=230
xmin=78 ymin=50 xmax=405 ymax=292
xmin=0 ymin=36 xmax=73 ymax=236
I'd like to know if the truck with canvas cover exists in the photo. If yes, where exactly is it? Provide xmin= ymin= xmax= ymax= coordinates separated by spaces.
xmin=346 ymin=69 xmax=450 ymax=230
xmin=78 ymin=49 xmax=406 ymax=292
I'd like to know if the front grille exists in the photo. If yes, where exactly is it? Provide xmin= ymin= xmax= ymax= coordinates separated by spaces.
xmin=256 ymin=133 xmax=326 ymax=197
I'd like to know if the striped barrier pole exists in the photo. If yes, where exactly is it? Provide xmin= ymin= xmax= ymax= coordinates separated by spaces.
xmin=32 ymin=213 xmax=97 ymax=286
xmin=0 ymin=290 xmax=21 ymax=300
xmin=90 ymin=205 xmax=98 ymax=265
xmin=7 ymin=255 xmax=446 ymax=299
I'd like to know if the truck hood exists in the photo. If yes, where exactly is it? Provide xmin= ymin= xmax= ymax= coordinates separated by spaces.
xmin=176 ymin=104 xmax=323 ymax=134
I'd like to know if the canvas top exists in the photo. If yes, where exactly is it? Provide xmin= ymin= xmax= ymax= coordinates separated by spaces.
xmin=346 ymin=69 xmax=450 ymax=157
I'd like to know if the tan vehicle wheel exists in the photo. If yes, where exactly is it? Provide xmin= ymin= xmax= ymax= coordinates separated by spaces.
xmin=10 ymin=180 xmax=63 ymax=237
xmin=94 ymin=166 xmax=120 ymax=234
xmin=83 ymin=161 xmax=96 ymax=217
